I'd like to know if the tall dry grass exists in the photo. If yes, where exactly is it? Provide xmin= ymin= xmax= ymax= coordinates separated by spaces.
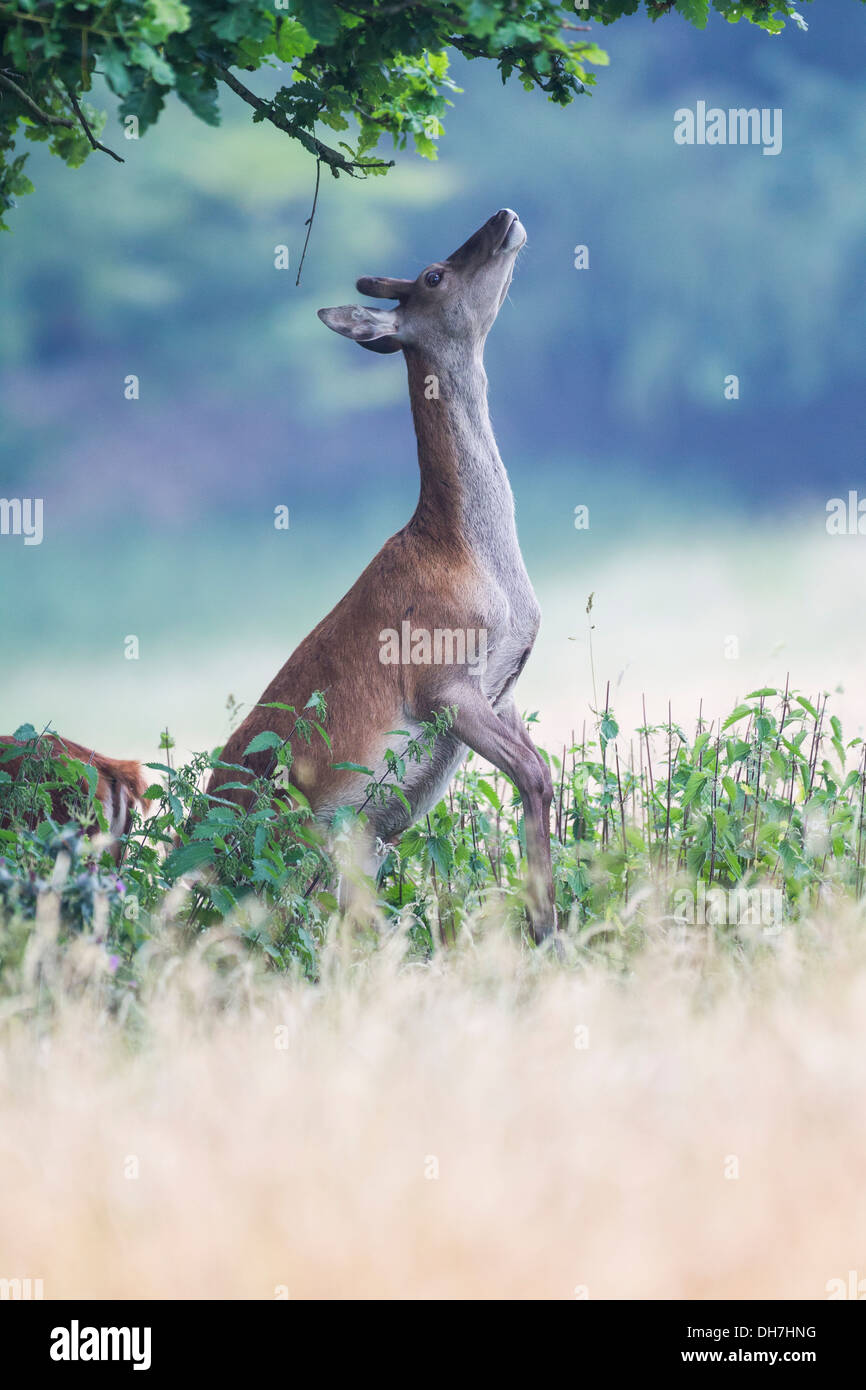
xmin=1 ymin=901 xmax=865 ymax=1300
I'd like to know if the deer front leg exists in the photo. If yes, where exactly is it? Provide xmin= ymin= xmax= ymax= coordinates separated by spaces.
xmin=446 ymin=689 xmax=557 ymax=942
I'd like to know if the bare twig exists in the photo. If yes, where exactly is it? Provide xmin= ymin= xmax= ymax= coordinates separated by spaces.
xmin=295 ymin=157 xmax=321 ymax=287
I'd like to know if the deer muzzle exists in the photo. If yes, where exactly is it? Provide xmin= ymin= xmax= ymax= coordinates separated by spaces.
xmin=448 ymin=209 xmax=526 ymax=269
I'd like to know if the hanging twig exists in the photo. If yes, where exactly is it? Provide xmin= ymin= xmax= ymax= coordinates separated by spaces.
xmin=295 ymin=157 xmax=320 ymax=287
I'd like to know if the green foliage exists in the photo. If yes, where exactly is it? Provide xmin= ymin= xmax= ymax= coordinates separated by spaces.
xmin=0 ymin=698 xmax=457 ymax=987
xmin=554 ymin=684 xmax=866 ymax=936
xmin=0 ymin=724 xmax=105 ymax=835
xmin=0 ymin=0 xmax=830 ymax=226
xmin=2 ymin=684 xmax=866 ymax=1005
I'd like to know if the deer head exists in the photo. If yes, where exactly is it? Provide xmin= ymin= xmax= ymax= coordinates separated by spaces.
xmin=317 ymin=208 xmax=526 ymax=359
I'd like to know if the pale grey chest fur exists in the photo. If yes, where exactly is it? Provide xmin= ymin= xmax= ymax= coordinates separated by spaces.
xmin=448 ymin=370 xmax=542 ymax=703
xmin=354 ymin=349 xmax=542 ymax=841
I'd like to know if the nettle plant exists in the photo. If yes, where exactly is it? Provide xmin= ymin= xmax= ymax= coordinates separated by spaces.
xmin=0 ymin=698 xmax=460 ymax=983
xmin=557 ymin=684 xmax=866 ymax=932
xmin=0 ymin=0 xmax=826 ymax=227
xmin=2 ymin=683 xmax=866 ymax=989
xmin=130 ymin=697 xmax=457 ymax=972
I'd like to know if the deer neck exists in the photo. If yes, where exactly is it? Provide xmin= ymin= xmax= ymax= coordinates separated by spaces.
xmin=404 ymin=344 xmax=518 ymax=561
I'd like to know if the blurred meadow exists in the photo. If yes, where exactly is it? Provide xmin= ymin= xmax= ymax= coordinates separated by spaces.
xmin=1 ymin=4 xmax=865 ymax=760
xmin=1 ymin=899 xmax=865 ymax=1300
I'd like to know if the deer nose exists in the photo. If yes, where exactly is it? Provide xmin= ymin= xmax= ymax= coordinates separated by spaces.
xmin=489 ymin=208 xmax=516 ymax=225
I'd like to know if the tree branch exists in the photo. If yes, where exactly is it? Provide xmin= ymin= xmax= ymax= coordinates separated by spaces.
xmin=198 ymin=52 xmax=394 ymax=178
xmin=1 ymin=69 xmax=124 ymax=163
xmin=0 ymin=70 xmax=75 ymax=128
xmin=64 ymin=85 xmax=125 ymax=163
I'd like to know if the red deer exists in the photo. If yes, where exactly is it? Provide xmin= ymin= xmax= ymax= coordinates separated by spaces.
xmin=0 ymin=734 xmax=148 ymax=861
xmin=208 ymin=209 xmax=557 ymax=940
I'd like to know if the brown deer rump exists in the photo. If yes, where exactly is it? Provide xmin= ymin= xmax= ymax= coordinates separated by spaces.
xmin=0 ymin=734 xmax=149 ymax=851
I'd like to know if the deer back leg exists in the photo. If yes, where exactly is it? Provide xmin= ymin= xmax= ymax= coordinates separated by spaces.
xmin=441 ymin=687 xmax=557 ymax=942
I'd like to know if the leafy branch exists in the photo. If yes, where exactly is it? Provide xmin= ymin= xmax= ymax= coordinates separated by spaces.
xmin=196 ymin=49 xmax=392 ymax=177
xmin=0 ymin=0 xmax=827 ymax=229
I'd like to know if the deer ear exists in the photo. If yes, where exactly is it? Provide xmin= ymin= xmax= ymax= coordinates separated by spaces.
xmin=317 ymin=305 xmax=402 ymax=354
xmin=355 ymin=276 xmax=412 ymax=300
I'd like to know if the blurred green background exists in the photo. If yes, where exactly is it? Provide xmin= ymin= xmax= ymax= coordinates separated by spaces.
xmin=1 ymin=4 xmax=865 ymax=759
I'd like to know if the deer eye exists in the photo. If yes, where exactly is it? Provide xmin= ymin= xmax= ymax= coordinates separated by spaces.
xmin=425 ymin=271 xmax=442 ymax=288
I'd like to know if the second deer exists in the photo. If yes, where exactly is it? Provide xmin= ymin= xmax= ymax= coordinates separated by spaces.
xmin=0 ymin=733 xmax=148 ymax=862
xmin=209 ymin=209 xmax=556 ymax=939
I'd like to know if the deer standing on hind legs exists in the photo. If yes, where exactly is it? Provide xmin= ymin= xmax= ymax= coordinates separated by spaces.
xmin=209 ymin=209 xmax=557 ymax=940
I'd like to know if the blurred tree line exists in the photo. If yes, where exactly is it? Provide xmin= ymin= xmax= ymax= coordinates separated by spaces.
xmin=0 ymin=4 xmax=864 ymax=535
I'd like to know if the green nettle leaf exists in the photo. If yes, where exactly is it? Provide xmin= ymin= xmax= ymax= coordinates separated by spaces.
xmin=243 ymin=731 xmax=285 ymax=755
xmin=681 ymin=769 xmax=709 ymax=808
xmin=722 ymin=704 xmax=753 ymax=730
xmin=164 ymin=840 xmax=217 ymax=877
xmin=73 ymin=762 xmax=100 ymax=799
xmin=692 ymin=731 xmax=712 ymax=761
xmin=210 ymin=884 xmax=239 ymax=916
xmin=601 ymin=715 xmax=619 ymax=744
xmin=477 ymin=778 xmax=502 ymax=811
xmin=428 ymin=834 xmax=453 ymax=877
